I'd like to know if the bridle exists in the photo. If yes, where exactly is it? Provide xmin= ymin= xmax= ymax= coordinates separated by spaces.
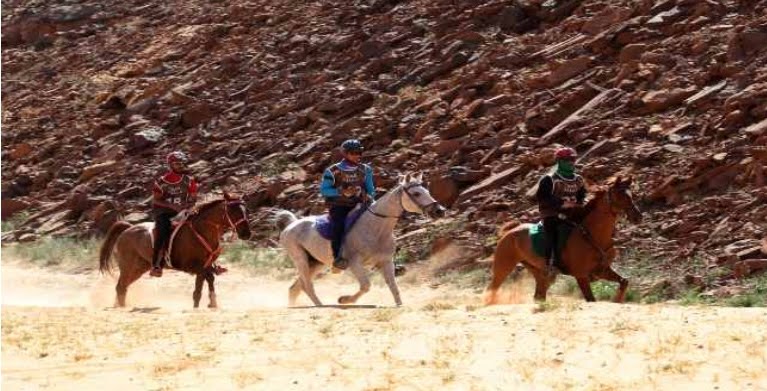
xmin=184 ymin=199 xmax=249 ymax=269
xmin=367 ymin=183 xmax=439 ymax=219
xmin=223 ymin=200 xmax=249 ymax=231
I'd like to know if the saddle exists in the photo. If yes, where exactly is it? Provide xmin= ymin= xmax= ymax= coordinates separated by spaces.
xmin=529 ymin=221 xmax=574 ymax=260
xmin=152 ymin=219 xmax=185 ymax=269
xmin=314 ymin=206 xmax=366 ymax=240
xmin=152 ymin=213 xmax=228 ymax=274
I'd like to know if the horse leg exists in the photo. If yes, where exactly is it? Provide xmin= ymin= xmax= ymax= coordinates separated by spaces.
xmin=115 ymin=255 xmax=148 ymax=307
xmin=338 ymin=260 xmax=370 ymax=305
xmin=485 ymin=255 xmax=520 ymax=305
xmin=381 ymin=261 xmax=402 ymax=307
xmin=576 ymin=277 xmax=596 ymax=302
xmin=193 ymin=273 xmax=205 ymax=308
xmin=596 ymin=267 xmax=629 ymax=303
xmin=288 ymin=261 xmax=324 ymax=306
xmin=205 ymin=271 xmax=217 ymax=309
xmin=532 ymin=268 xmax=549 ymax=302
xmin=300 ymin=273 xmax=323 ymax=307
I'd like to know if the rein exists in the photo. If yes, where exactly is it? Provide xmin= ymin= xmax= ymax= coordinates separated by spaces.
xmin=566 ymin=189 xmax=619 ymax=267
xmin=182 ymin=200 xmax=247 ymax=269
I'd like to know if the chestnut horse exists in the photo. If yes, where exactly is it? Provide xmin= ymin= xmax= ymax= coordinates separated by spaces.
xmin=99 ymin=194 xmax=251 ymax=308
xmin=486 ymin=176 xmax=642 ymax=304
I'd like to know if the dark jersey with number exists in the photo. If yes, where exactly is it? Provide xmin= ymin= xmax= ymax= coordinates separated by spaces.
xmin=536 ymin=173 xmax=586 ymax=217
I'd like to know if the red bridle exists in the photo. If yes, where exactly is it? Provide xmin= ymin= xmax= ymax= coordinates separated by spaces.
xmin=186 ymin=200 xmax=249 ymax=269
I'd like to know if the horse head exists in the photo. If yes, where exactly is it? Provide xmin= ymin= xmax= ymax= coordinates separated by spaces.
xmin=607 ymin=175 xmax=642 ymax=224
xmin=399 ymin=173 xmax=447 ymax=219
xmin=223 ymin=192 xmax=252 ymax=239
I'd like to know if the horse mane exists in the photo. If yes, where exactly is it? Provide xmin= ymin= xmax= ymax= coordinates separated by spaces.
xmin=569 ymin=185 xmax=608 ymax=222
xmin=192 ymin=198 xmax=226 ymax=214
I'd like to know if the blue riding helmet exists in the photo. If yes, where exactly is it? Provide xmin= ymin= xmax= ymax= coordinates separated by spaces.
xmin=341 ymin=139 xmax=364 ymax=152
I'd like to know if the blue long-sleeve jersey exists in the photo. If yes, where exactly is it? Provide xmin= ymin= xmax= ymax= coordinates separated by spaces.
xmin=320 ymin=160 xmax=375 ymax=200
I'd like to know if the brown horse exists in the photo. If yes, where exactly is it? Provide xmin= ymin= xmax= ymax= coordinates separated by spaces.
xmin=486 ymin=176 xmax=642 ymax=304
xmin=99 ymin=193 xmax=251 ymax=308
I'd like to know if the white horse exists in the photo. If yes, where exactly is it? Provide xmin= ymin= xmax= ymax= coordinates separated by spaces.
xmin=274 ymin=173 xmax=446 ymax=306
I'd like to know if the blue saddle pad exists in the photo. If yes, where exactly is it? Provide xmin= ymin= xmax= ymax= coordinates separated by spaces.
xmin=315 ymin=207 xmax=365 ymax=240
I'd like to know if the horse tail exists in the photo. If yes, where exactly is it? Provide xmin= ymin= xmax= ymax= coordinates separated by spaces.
xmin=498 ymin=220 xmax=519 ymax=237
xmin=485 ymin=227 xmax=522 ymax=305
xmin=99 ymin=221 xmax=132 ymax=275
xmin=274 ymin=210 xmax=298 ymax=231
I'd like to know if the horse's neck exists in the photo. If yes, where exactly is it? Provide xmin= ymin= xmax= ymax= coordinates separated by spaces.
xmin=363 ymin=187 xmax=402 ymax=234
xmin=582 ymin=194 xmax=617 ymax=247
xmin=189 ymin=204 xmax=225 ymax=243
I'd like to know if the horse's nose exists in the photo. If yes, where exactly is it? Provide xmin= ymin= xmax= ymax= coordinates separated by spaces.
xmin=432 ymin=205 xmax=447 ymax=218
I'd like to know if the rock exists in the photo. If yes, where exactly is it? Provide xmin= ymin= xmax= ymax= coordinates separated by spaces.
xmin=182 ymin=102 xmax=217 ymax=128
xmin=744 ymin=118 xmax=767 ymax=137
xmin=131 ymin=126 xmax=165 ymax=149
xmin=728 ymin=29 xmax=767 ymax=61
xmin=646 ymin=6 xmax=684 ymax=27
xmin=434 ymin=138 xmax=463 ymax=156
xmin=336 ymin=92 xmax=375 ymax=118
xmin=547 ymin=56 xmax=592 ymax=87
xmin=359 ymin=39 xmax=386 ymax=58
xmin=457 ymin=166 xmax=524 ymax=202
xmin=117 ymin=186 xmax=144 ymax=199
xmin=619 ymin=44 xmax=647 ymax=63
xmin=462 ymin=99 xmax=485 ymax=118
xmin=18 ymin=233 xmax=39 ymax=243
xmin=8 ymin=143 xmax=34 ymax=160
xmin=641 ymin=87 xmax=697 ymax=112
xmin=449 ymin=166 xmax=490 ymax=183
xmin=1 ymin=198 xmax=31 ymax=220
xmin=439 ymin=120 xmax=469 ymax=139
xmin=79 ymin=161 xmax=119 ymax=183
xmin=420 ymin=52 xmax=470 ymax=85
xmin=581 ymin=6 xmax=632 ymax=35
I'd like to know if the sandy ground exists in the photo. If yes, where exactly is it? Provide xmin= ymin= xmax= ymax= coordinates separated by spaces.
xmin=2 ymin=261 xmax=766 ymax=391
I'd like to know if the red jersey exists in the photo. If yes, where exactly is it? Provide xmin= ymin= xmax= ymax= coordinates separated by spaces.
xmin=152 ymin=171 xmax=198 ymax=209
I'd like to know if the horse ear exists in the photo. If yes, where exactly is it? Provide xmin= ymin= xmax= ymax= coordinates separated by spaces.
xmin=416 ymin=172 xmax=424 ymax=183
xmin=404 ymin=173 xmax=412 ymax=184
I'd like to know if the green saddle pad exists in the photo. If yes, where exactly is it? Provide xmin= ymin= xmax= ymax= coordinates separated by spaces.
xmin=530 ymin=221 xmax=573 ymax=258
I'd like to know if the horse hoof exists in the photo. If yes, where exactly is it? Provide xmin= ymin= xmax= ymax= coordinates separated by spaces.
xmin=338 ymin=295 xmax=354 ymax=304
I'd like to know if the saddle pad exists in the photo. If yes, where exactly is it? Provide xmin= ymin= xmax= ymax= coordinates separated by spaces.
xmin=530 ymin=221 xmax=574 ymax=259
xmin=315 ymin=207 xmax=365 ymax=240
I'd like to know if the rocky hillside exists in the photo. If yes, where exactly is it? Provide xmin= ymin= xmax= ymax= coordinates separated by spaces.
xmin=3 ymin=0 xmax=767 ymax=290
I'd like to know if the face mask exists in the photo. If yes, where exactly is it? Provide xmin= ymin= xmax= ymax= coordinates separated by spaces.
xmin=556 ymin=159 xmax=575 ymax=177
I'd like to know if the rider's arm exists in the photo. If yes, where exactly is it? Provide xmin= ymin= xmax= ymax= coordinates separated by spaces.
xmin=320 ymin=168 xmax=340 ymax=198
xmin=186 ymin=177 xmax=199 ymax=208
xmin=536 ymin=176 xmax=561 ymax=210
xmin=363 ymin=165 xmax=376 ymax=199
xmin=576 ymin=181 xmax=587 ymax=205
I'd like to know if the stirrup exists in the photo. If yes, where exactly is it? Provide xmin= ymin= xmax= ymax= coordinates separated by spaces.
xmin=332 ymin=257 xmax=349 ymax=273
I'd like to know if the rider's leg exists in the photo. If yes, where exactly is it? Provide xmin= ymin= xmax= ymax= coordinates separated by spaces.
xmin=151 ymin=211 xmax=174 ymax=277
xmin=329 ymin=204 xmax=353 ymax=270
xmin=542 ymin=216 xmax=560 ymax=274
